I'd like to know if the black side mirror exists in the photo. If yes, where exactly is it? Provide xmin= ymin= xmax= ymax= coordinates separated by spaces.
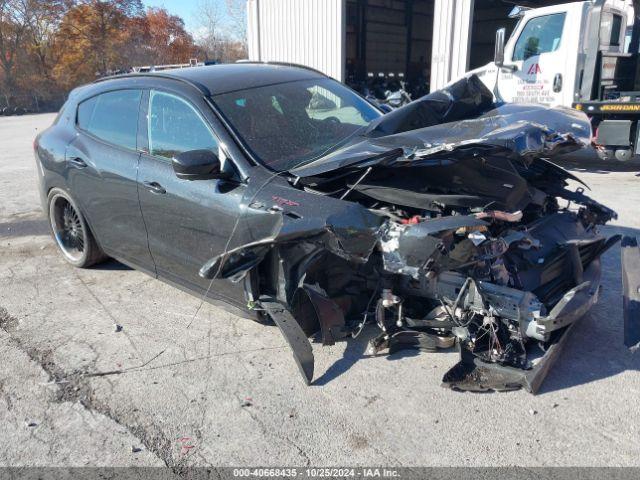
xmin=172 ymin=149 xmax=230 ymax=180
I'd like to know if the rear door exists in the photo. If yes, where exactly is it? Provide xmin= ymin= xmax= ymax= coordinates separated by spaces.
xmin=66 ymin=89 xmax=155 ymax=272
xmin=137 ymin=88 xmax=248 ymax=306
xmin=497 ymin=3 xmax=583 ymax=106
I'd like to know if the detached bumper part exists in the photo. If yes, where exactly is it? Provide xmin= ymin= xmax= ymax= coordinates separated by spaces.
xmin=260 ymin=297 xmax=314 ymax=385
xmin=534 ymin=258 xmax=603 ymax=338
xmin=622 ymin=236 xmax=640 ymax=349
xmin=441 ymin=325 xmax=577 ymax=393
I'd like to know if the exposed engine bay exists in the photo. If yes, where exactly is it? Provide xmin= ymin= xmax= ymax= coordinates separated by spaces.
xmin=200 ymin=75 xmax=633 ymax=393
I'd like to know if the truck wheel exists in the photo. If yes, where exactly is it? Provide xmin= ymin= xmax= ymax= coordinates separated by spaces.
xmin=596 ymin=148 xmax=614 ymax=161
xmin=614 ymin=148 xmax=633 ymax=162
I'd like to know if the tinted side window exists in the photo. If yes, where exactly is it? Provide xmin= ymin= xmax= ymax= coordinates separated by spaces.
xmin=512 ymin=13 xmax=566 ymax=61
xmin=77 ymin=90 xmax=141 ymax=149
xmin=148 ymin=91 xmax=218 ymax=159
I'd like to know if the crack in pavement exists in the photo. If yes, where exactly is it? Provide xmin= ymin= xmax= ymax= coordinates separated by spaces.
xmin=0 ymin=378 xmax=14 ymax=411
xmin=0 ymin=305 xmax=291 ymax=472
xmin=0 ymin=306 xmax=181 ymax=473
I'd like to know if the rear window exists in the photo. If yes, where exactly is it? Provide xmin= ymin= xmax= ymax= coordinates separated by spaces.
xmin=77 ymin=90 xmax=142 ymax=150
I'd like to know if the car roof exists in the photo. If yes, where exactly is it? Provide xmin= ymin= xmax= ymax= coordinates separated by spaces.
xmin=95 ymin=63 xmax=327 ymax=97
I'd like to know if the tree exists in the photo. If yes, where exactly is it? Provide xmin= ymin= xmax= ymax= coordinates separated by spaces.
xmin=0 ymin=0 xmax=30 ymax=105
xmin=0 ymin=0 xmax=224 ymax=110
xmin=195 ymin=0 xmax=225 ymax=61
xmin=225 ymin=0 xmax=246 ymax=44
xmin=195 ymin=0 xmax=246 ymax=63
xmin=144 ymin=7 xmax=197 ymax=65
xmin=53 ymin=0 xmax=144 ymax=89
xmin=25 ymin=0 xmax=65 ymax=81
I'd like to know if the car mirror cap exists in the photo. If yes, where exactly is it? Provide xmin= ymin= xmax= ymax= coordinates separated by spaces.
xmin=172 ymin=149 xmax=230 ymax=180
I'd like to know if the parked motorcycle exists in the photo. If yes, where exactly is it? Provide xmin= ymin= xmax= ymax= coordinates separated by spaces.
xmin=363 ymin=73 xmax=412 ymax=110
xmin=383 ymin=80 xmax=412 ymax=108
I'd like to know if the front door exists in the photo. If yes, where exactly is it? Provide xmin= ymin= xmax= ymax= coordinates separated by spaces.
xmin=497 ymin=3 xmax=583 ymax=107
xmin=137 ymin=89 xmax=247 ymax=306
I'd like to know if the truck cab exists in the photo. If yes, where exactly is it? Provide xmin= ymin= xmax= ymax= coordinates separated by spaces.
xmin=471 ymin=1 xmax=629 ymax=107
xmin=468 ymin=1 xmax=640 ymax=162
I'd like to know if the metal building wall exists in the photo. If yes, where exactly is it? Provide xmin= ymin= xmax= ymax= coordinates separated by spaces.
xmin=246 ymin=0 xmax=346 ymax=81
xmin=430 ymin=0 xmax=474 ymax=91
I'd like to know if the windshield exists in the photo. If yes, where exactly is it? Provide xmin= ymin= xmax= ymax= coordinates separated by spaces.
xmin=212 ymin=78 xmax=382 ymax=172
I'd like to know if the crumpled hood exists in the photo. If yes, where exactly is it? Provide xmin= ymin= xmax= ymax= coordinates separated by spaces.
xmin=291 ymin=103 xmax=591 ymax=178
xmin=290 ymin=75 xmax=591 ymax=178
xmin=289 ymin=75 xmax=592 ymax=214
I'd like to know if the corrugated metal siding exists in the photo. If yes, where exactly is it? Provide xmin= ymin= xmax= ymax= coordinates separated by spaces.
xmin=246 ymin=0 xmax=346 ymax=82
xmin=430 ymin=0 xmax=474 ymax=91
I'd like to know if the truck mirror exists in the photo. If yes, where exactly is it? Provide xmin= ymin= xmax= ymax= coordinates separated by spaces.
xmin=494 ymin=28 xmax=516 ymax=71
xmin=508 ymin=6 xmax=530 ymax=19
xmin=495 ymin=28 xmax=506 ymax=68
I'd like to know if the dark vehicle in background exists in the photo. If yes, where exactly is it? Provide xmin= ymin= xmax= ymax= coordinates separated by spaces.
xmin=34 ymin=64 xmax=637 ymax=393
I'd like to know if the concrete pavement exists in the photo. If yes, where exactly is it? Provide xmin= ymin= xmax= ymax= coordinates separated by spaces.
xmin=1 ymin=113 xmax=639 ymax=468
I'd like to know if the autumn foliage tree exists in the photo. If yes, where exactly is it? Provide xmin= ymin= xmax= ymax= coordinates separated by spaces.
xmin=0 ymin=0 xmax=231 ymax=111
xmin=0 ymin=0 xmax=30 ymax=105
xmin=142 ymin=8 xmax=197 ymax=66
xmin=53 ymin=0 xmax=143 ymax=90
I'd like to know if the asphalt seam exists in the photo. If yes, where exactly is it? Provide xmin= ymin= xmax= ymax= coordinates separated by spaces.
xmin=0 ymin=305 xmax=183 ymax=472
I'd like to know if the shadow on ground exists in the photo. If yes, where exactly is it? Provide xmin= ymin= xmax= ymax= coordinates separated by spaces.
xmin=93 ymin=259 xmax=133 ymax=271
xmin=557 ymin=151 xmax=640 ymax=174
xmin=0 ymin=218 xmax=49 ymax=238
xmin=539 ymin=224 xmax=640 ymax=394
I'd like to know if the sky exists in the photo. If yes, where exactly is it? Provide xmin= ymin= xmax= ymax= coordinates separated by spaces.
xmin=143 ymin=0 xmax=228 ymax=34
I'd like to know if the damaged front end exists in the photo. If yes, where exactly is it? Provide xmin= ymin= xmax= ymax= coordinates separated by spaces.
xmin=201 ymin=75 xmax=627 ymax=393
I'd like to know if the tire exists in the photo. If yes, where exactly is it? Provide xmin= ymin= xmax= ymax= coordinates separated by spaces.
xmin=596 ymin=148 xmax=614 ymax=161
xmin=614 ymin=148 xmax=633 ymax=162
xmin=47 ymin=188 xmax=107 ymax=267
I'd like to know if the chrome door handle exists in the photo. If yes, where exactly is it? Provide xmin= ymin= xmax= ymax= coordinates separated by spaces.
xmin=143 ymin=181 xmax=166 ymax=194
xmin=68 ymin=157 xmax=87 ymax=169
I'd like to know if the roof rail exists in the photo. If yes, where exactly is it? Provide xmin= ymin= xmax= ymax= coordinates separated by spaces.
xmin=92 ymin=71 xmax=211 ymax=96
xmin=234 ymin=60 xmax=328 ymax=78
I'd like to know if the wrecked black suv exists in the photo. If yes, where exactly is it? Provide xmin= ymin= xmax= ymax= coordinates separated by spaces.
xmin=35 ymin=63 xmax=635 ymax=393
